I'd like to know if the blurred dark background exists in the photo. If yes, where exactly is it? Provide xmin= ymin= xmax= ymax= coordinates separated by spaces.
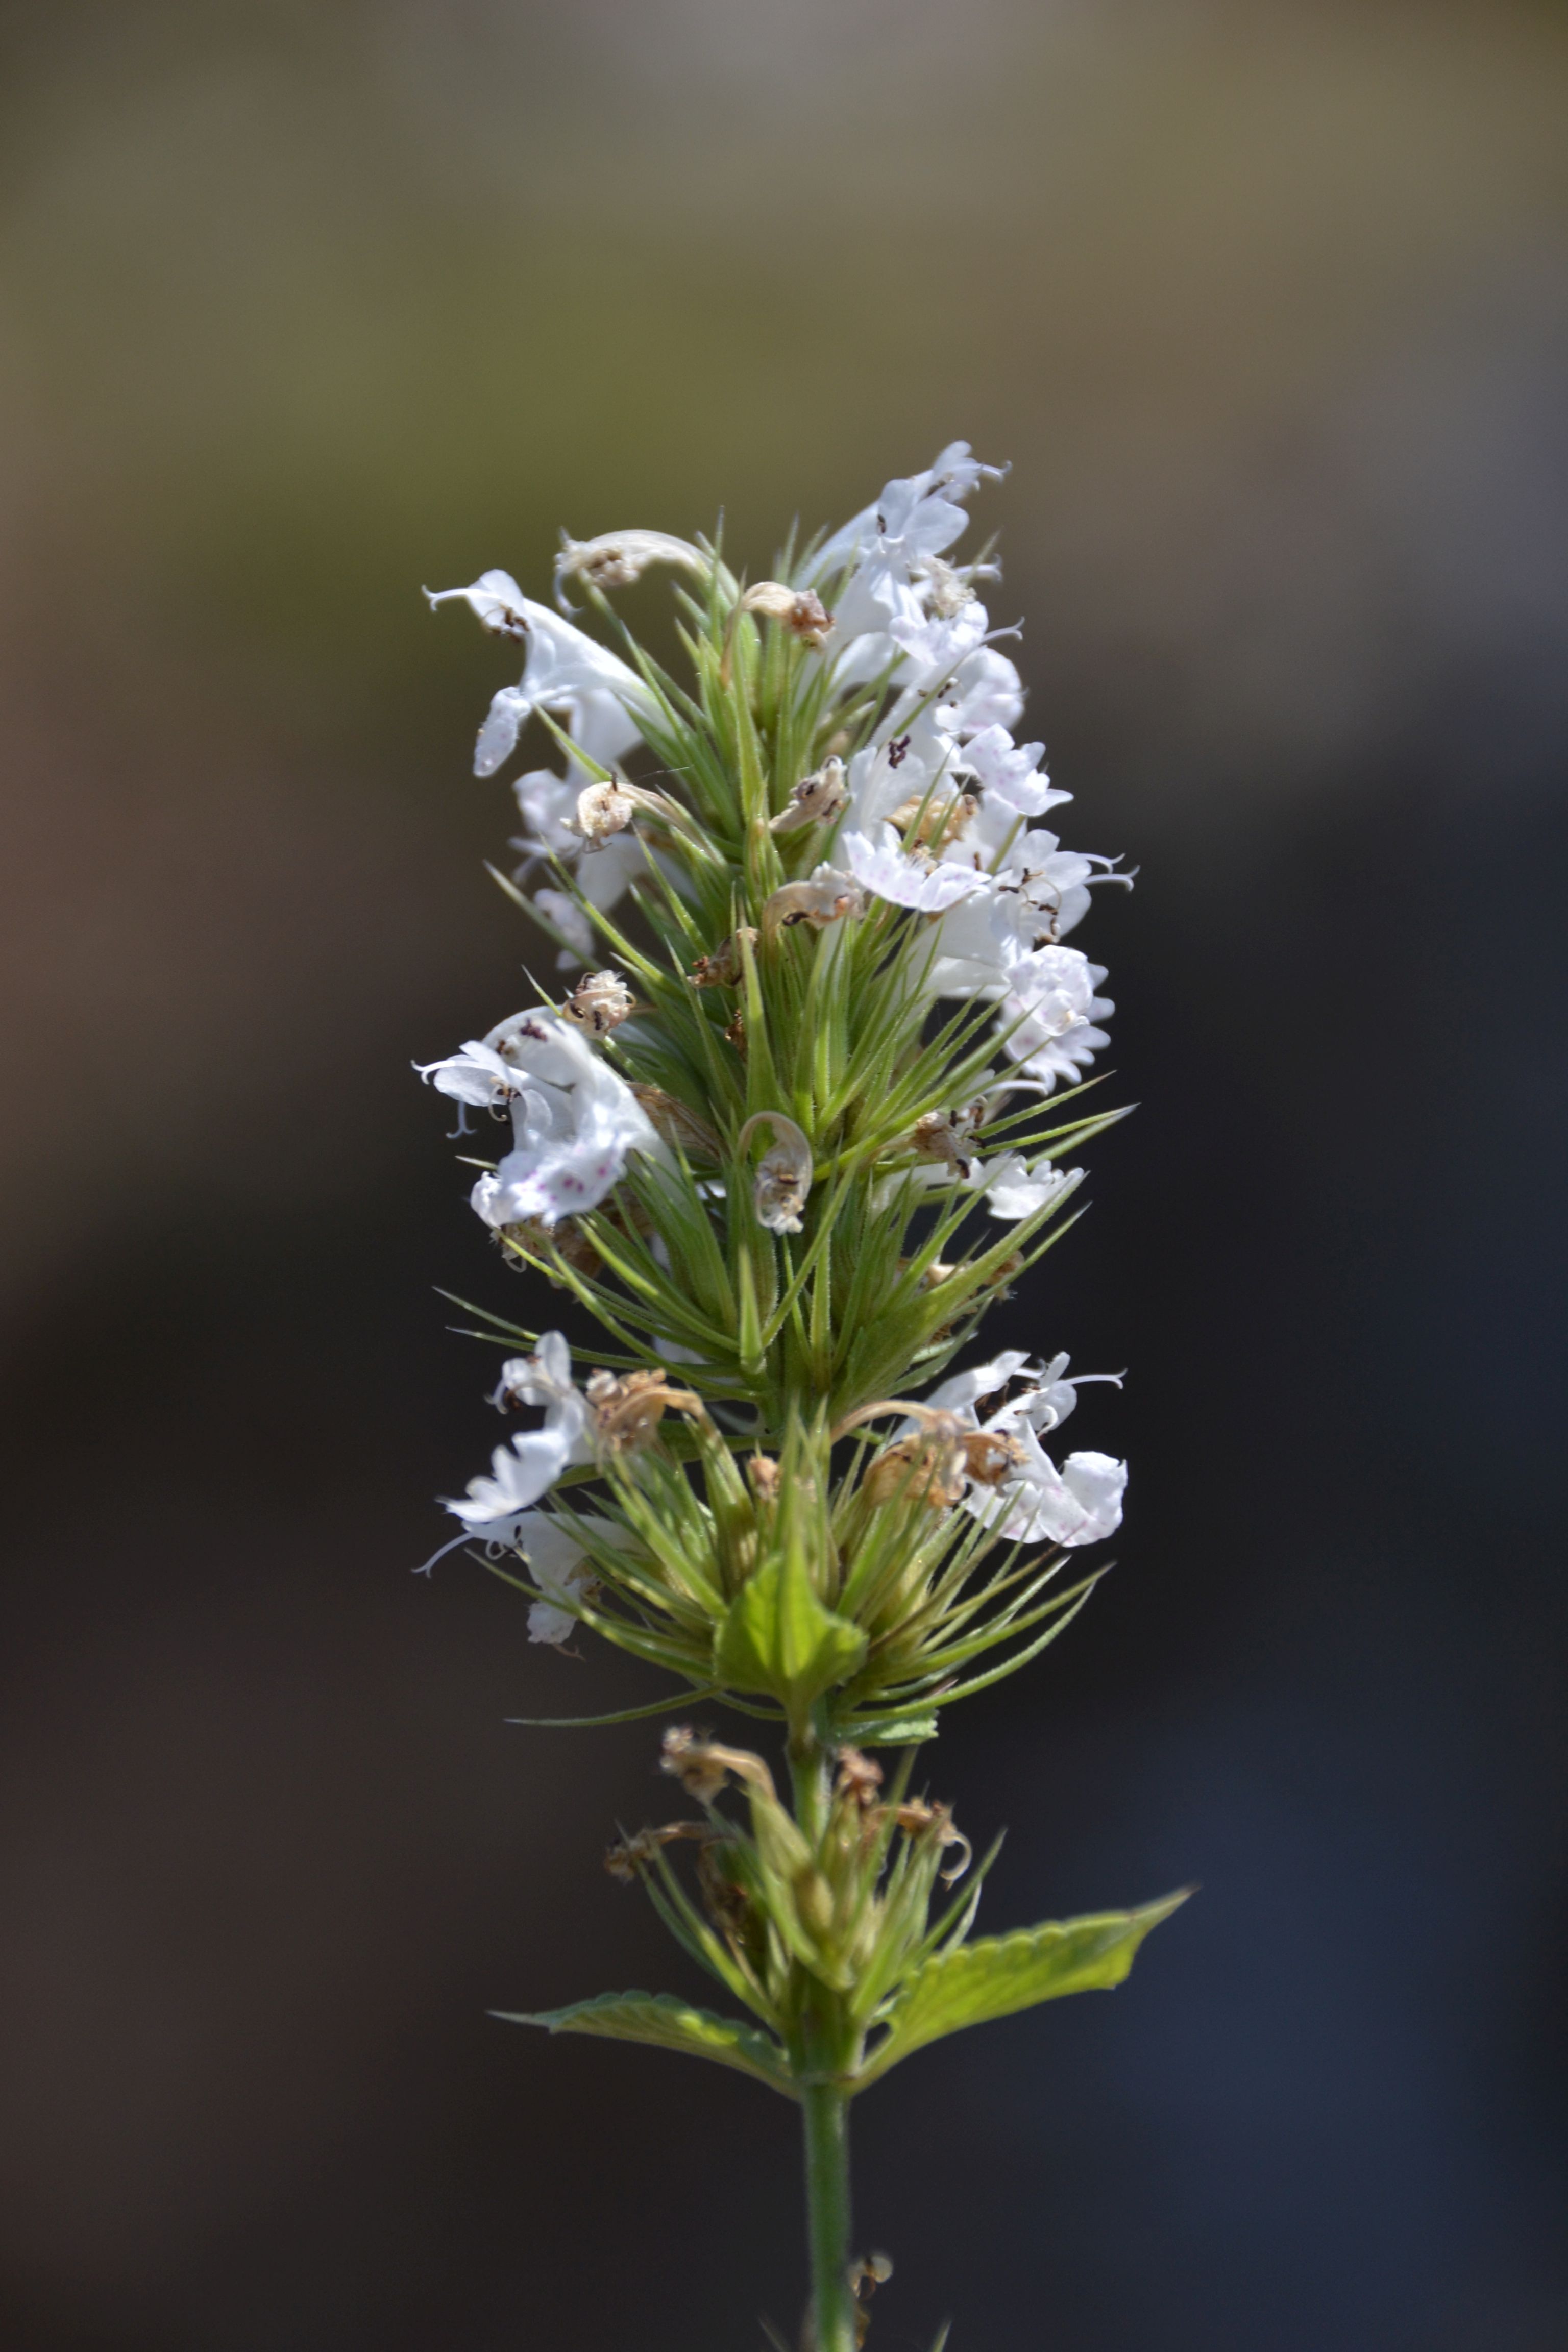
xmin=1 ymin=3 xmax=1565 ymax=2347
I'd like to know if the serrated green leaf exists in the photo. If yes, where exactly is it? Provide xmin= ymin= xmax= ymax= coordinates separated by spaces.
xmin=855 ymin=1892 xmax=1189 ymax=2085
xmin=714 ymin=1543 xmax=867 ymax=1715
xmin=497 ymin=1990 xmax=795 ymax=2095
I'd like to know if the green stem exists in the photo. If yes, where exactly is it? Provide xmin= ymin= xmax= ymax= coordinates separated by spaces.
xmin=801 ymin=2077 xmax=855 ymax=2352
xmin=790 ymin=1722 xmax=856 ymax=2352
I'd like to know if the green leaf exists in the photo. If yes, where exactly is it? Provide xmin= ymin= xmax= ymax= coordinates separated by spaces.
xmin=497 ymin=1990 xmax=795 ymax=2095
xmin=840 ymin=1710 xmax=940 ymax=1747
xmin=855 ymin=1893 xmax=1189 ymax=2086
xmin=714 ymin=1544 xmax=867 ymax=1716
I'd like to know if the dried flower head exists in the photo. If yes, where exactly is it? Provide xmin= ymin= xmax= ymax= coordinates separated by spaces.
xmin=895 ymin=1797 xmax=973 ymax=1883
xmin=739 ymin=581 xmax=834 ymax=647
xmin=556 ymin=528 xmax=712 ymax=602
xmin=688 ymin=927 xmax=758 ymax=987
xmin=738 ymin=1110 xmax=813 ymax=1235
xmin=630 ymin=1084 xmax=722 ymax=1160
xmin=603 ymin=1821 xmax=708 ymax=1881
xmin=761 ymin=869 xmax=865 ymax=943
xmin=960 ymin=1427 xmax=1027 ymax=1487
xmin=769 ymin=756 xmax=849 ymax=835
xmin=835 ymin=1747 xmax=885 ymax=1808
xmin=890 ymin=787 xmax=977 ymax=849
xmin=561 ymin=970 xmax=638 ymax=1035
xmin=864 ymin=1424 xmax=969 ymax=1509
xmin=660 ymin=1727 xmax=776 ymax=1807
xmin=567 ymin=779 xmax=636 ymax=845
xmin=585 ymin=1366 xmax=702 ymax=1454
xmin=495 ymin=1216 xmax=605 ymax=1284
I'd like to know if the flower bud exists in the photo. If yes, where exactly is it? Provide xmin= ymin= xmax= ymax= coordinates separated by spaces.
xmin=748 ymin=1454 xmax=781 ymax=1503
xmin=793 ymin=1864 xmax=836 ymax=1940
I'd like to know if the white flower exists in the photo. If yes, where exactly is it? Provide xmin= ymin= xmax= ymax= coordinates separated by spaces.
xmin=416 ymin=1027 xmax=526 ymax=1116
xmin=843 ymin=703 xmax=959 ymax=830
xmin=422 ymin=566 xmax=532 ymax=638
xmin=842 ymin=825 xmax=992 ymax=913
xmin=442 ymin=1431 xmax=578 ymax=1546
xmin=973 ymin=1151 xmax=1076 ymax=1221
xmin=995 ymin=832 xmax=1124 ymax=941
xmin=921 ymin=1351 xmax=1036 ymax=1416
xmin=814 ymin=443 xmax=1004 ymax=582
xmin=531 ymin=887 xmax=596 ymax=965
xmin=420 ymin=1337 xmax=600 ymax=1578
xmin=998 ymin=945 xmax=1114 ymax=1090
xmin=920 ymin=1348 xmax=1126 ymax=1545
xmin=510 ymin=1511 xmax=601 ymax=1646
xmin=487 ymin=1329 xmax=592 ymax=1432
xmin=888 ymin=599 xmax=991 ymax=690
xmin=426 ymin=574 xmax=655 ymax=779
xmin=940 ymin=646 xmax=1025 ymax=739
xmin=961 ymin=725 xmax=1070 ymax=820
xmin=918 ymin=1344 xmax=1121 ymax=1435
xmin=970 ymin=1349 xmax=1124 ymax=1438
xmin=818 ymin=444 xmax=1004 ymax=648
xmin=974 ymin=1429 xmax=1127 ymax=1547
xmin=461 ymin=1013 xmax=658 ymax=1228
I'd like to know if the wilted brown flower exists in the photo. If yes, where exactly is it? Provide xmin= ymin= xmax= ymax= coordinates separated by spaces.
xmin=688 ymin=927 xmax=758 ymax=988
xmin=561 ymin=970 xmax=638 ymax=1034
xmin=738 ymin=1110 xmax=814 ymax=1235
xmin=739 ymin=581 xmax=834 ymax=648
xmin=761 ymin=869 xmax=865 ymax=944
xmin=660 ymin=1726 xmax=776 ymax=1807
xmin=835 ymin=1747 xmax=885 ymax=1808
xmin=585 ymin=1367 xmax=704 ymax=1453
xmin=567 ymin=779 xmax=636 ymax=845
xmin=769 ymin=756 xmax=848 ymax=835
xmin=630 ymin=1085 xmax=722 ymax=1160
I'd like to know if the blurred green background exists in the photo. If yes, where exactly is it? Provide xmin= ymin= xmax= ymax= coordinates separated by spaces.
xmin=1 ymin=5 xmax=1565 ymax=2349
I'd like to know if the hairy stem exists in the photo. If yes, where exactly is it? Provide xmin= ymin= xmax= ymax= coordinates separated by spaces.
xmin=801 ymin=2077 xmax=854 ymax=2352
xmin=791 ymin=1722 xmax=856 ymax=2352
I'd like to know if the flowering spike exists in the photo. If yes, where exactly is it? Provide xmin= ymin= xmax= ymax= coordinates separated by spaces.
xmin=418 ymin=444 xmax=1181 ymax=2351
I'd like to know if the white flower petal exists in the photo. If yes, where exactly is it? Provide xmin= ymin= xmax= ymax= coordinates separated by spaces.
xmin=843 ymin=827 xmax=992 ymax=913
xmin=976 ymin=1152 xmax=1075 ymax=1221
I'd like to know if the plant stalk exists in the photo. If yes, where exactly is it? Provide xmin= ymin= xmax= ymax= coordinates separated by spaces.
xmin=800 ymin=2077 xmax=855 ymax=2352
